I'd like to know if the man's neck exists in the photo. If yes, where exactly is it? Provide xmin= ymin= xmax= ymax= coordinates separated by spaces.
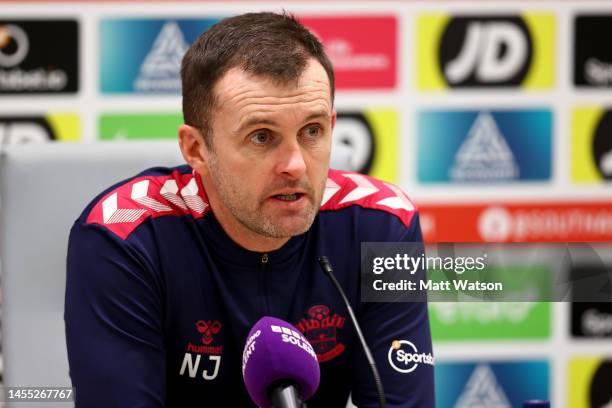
xmin=213 ymin=208 xmax=291 ymax=253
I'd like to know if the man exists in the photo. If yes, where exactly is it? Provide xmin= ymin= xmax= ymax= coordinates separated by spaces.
xmin=65 ymin=12 xmax=434 ymax=407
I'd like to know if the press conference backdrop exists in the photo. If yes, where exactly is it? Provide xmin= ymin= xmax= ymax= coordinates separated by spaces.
xmin=1 ymin=1 xmax=612 ymax=407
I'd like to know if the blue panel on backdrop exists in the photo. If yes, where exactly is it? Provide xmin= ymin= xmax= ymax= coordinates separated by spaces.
xmin=100 ymin=18 xmax=220 ymax=94
xmin=435 ymin=360 xmax=550 ymax=407
xmin=417 ymin=109 xmax=552 ymax=183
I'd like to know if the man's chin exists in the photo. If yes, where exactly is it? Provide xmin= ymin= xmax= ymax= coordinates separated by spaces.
xmin=272 ymin=221 xmax=312 ymax=238
xmin=260 ymin=214 xmax=316 ymax=239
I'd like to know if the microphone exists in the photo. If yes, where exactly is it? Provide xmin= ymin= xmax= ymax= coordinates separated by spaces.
xmin=242 ymin=316 xmax=320 ymax=408
xmin=317 ymin=256 xmax=387 ymax=408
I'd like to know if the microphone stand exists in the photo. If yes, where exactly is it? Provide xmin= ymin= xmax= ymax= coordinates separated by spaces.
xmin=317 ymin=256 xmax=387 ymax=408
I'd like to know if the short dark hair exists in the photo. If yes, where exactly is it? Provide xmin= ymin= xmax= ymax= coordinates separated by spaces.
xmin=181 ymin=12 xmax=335 ymax=149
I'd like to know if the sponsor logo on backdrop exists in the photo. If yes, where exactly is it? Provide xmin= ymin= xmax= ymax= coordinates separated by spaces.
xmin=591 ymin=362 xmax=612 ymax=407
xmin=99 ymin=110 xmax=399 ymax=182
xmin=417 ymin=110 xmax=552 ymax=183
xmin=574 ymin=16 xmax=612 ymax=87
xmin=571 ymin=263 xmax=612 ymax=337
xmin=569 ymin=358 xmax=612 ymax=408
xmin=135 ymin=21 xmax=188 ymax=92
xmin=456 ymin=364 xmax=511 ymax=407
xmin=99 ymin=113 xmax=183 ymax=140
xmin=429 ymin=301 xmax=551 ymax=341
xmin=593 ymin=112 xmax=612 ymax=180
xmin=435 ymin=361 xmax=549 ymax=408
xmin=572 ymin=108 xmax=612 ymax=182
xmin=441 ymin=17 xmax=532 ymax=87
xmin=450 ymin=112 xmax=518 ymax=181
xmin=569 ymin=262 xmax=612 ymax=302
xmin=299 ymin=16 xmax=396 ymax=89
xmin=100 ymin=18 xmax=219 ymax=94
xmin=0 ymin=115 xmax=80 ymax=143
xmin=333 ymin=113 xmax=375 ymax=174
xmin=417 ymin=13 xmax=554 ymax=90
xmin=0 ymin=24 xmax=28 ymax=67
xmin=0 ymin=20 xmax=78 ymax=93
xmin=419 ymin=202 xmax=612 ymax=242
xmin=572 ymin=302 xmax=612 ymax=338
xmin=0 ymin=117 xmax=53 ymax=143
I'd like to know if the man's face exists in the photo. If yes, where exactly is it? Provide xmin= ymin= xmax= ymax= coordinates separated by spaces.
xmin=199 ymin=59 xmax=334 ymax=244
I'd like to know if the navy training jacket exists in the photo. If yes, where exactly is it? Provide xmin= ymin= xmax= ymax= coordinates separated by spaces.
xmin=65 ymin=166 xmax=435 ymax=407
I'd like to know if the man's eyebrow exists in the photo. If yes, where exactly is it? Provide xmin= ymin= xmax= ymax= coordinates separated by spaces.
xmin=303 ymin=110 xmax=331 ymax=123
xmin=234 ymin=110 xmax=331 ymax=134
xmin=235 ymin=116 xmax=280 ymax=135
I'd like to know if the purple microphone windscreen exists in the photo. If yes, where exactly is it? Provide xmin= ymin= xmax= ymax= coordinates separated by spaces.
xmin=242 ymin=316 xmax=320 ymax=408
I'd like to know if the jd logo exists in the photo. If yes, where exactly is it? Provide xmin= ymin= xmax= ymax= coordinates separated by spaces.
xmin=334 ymin=113 xmax=375 ymax=174
xmin=439 ymin=17 xmax=533 ymax=87
xmin=0 ymin=117 xmax=54 ymax=144
xmin=590 ymin=361 xmax=612 ymax=407
xmin=593 ymin=111 xmax=612 ymax=180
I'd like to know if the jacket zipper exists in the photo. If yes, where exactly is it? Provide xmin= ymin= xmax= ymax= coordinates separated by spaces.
xmin=260 ymin=253 xmax=270 ymax=315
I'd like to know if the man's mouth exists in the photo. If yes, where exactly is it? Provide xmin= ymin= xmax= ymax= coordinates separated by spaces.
xmin=273 ymin=193 xmax=303 ymax=202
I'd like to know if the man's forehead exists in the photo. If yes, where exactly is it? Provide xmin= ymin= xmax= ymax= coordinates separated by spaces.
xmin=214 ymin=60 xmax=332 ymax=107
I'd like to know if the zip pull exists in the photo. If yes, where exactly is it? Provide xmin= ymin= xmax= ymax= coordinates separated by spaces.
xmin=261 ymin=253 xmax=269 ymax=264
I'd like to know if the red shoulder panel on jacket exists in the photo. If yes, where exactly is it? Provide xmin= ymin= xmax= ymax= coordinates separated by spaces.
xmin=86 ymin=170 xmax=210 ymax=239
xmin=320 ymin=170 xmax=417 ymax=228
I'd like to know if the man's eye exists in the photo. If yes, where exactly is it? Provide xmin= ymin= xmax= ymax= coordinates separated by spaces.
xmin=303 ymin=125 xmax=321 ymax=138
xmin=250 ymin=131 xmax=270 ymax=145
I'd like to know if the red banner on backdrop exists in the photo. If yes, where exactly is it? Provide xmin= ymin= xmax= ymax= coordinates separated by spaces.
xmin=298 ymin=16 xmax=397 ymax=89
xmin=418 ymin=202 xmax=612 ymax=242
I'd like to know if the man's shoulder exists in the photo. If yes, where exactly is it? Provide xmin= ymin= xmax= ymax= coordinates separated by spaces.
xmin=79 ymin=165 xmax=210 ymax=240
xmin=320 ymin=169 xmax=418 ymax=228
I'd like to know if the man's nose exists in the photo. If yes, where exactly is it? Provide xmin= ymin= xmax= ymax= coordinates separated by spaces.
xmin=275 ymin=140 xmax=307 ymax=179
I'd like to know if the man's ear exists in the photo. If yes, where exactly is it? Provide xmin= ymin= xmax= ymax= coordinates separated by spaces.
xmin=331 ymin=109 xmax=337 ymax=130
xmin=178 ymin=124 xmax=207 ymax=170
